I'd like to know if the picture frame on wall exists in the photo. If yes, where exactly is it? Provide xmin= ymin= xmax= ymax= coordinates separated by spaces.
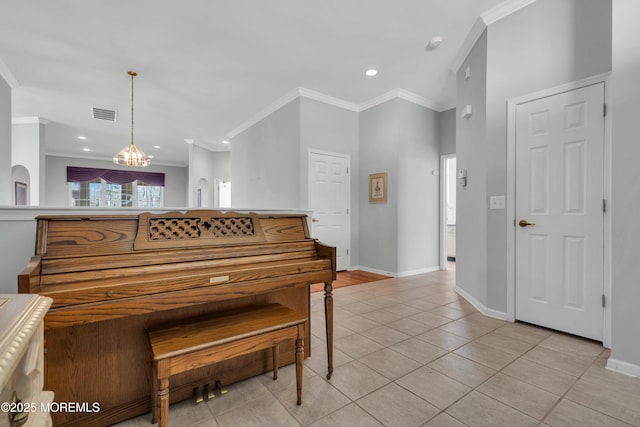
xmin=15 ymin=181 xmax=27 ymax=206
xmin=369 ymin=172 xmax=387 ymax=203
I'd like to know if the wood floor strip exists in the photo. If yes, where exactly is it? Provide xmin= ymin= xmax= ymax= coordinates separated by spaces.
xmin=311 ymin=270 xmax=390 ymax=292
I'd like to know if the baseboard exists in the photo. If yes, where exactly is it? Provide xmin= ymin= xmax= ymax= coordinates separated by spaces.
xmin=454 ymin=285 xmax=509 ymax=321
xmin=396 ymin=266 xmax=441 ymax=278
xmin=606 ymin=358 xmax=640 ymax=378
xmin=350 ymin=265 xmax=441 ymax=278
xmin=350 ymin=266 xmax=396 ymax=277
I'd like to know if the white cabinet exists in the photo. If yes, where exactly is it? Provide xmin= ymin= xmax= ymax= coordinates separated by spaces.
xmin=0 ymin=294 xmax=53 ymax=427
xmin=446 ymin=225 xmax=456 ymax=259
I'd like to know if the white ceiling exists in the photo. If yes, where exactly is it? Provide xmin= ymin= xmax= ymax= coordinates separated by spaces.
xmin=0 ymin=0 xmax=507 ymax=166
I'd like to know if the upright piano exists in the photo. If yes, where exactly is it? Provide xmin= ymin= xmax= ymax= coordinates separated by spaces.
xmin=18 ymin=210 xmax=335 ymax=426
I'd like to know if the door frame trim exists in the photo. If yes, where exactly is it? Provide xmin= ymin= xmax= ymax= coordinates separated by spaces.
xmin=307 ymin=148 xmax=351 ymax=271
xmin=440 ymin=153 xmax=456 ymax=270
xmin=506 ymin=72 xmax=612 ymax=347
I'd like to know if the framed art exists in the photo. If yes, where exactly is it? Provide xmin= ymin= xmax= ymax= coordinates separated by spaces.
xmin=15 ymin=181 xmax=27 ymax=206
xmin=369 ymin=172 xmax=387 ymax=203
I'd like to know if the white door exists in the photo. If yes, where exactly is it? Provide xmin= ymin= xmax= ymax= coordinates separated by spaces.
xmin=515 ymin=83 xmax=604 ymax=341
xmin=309 ymin=151 xmax=350 ymax=271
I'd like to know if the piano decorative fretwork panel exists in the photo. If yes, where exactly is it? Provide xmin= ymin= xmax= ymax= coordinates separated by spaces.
xmin=135 ymin=211 xmax=266 ymax=249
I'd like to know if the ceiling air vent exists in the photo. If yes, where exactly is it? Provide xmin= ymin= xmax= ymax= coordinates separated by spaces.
xmin=91 ymin=107 xmax=117 ymax=122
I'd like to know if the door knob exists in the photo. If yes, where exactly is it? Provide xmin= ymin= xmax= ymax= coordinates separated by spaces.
xmin=312 ymin=218 xmax=319 ymax=223
xmin=518 ymin=219 xmax=535 ymax=227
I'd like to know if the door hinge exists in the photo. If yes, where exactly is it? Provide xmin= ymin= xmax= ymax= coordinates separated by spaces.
xmin=346 ymin=249 xmax=349 ymax=255
xmin=603 ymin=199 xmax=606 ymax=213
xmin=602 ymin=294 xmax=606 ymax=307
xmin=346 ymin=208 xmax=349 ymax=214
xmin=603 ymin=103 xmax=607 ymax=117
xmin=346 ymin=167 xmax=349 ymax=174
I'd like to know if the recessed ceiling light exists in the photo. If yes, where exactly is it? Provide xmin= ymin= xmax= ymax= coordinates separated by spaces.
xmin=82 ymin=147 xmax=90 ymax=152
xmin=222 ymin=139 xmax=229 ymax=144
xmin=78 ymin=136 xmax=87 ymax=140
xmin=365 ymin=69 xmax=378 ymax=77
xmin=148 ymin=155 xmax=154 ymax=158
xmin=153 ymin=145 xmax=161 ymax=149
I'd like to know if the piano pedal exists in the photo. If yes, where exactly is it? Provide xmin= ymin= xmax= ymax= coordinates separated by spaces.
xmin=193 ymin=386 xmax=204 ymax=404
xmin=204 ymin=383 xmax=215 ymax=400
xmin=215 ymin=380 xmax=228 ymax=395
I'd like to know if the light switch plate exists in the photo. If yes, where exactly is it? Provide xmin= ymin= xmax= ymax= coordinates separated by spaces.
xmin=489 ymin=196 xmax=505 ymax=210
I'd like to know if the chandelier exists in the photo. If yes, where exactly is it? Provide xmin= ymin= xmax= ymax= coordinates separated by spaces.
xmin=113 ymin=71 xmax=151 ymax=167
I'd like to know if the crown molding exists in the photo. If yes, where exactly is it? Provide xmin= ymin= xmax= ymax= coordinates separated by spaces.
xmin=450 ymin=0 xmax=537 ymax=73
xmin=12 ymin=116 xmax=50 ymax=125
xmin=0 ymin=57 xmax=19 ymax=89
xmin=481 ymin=0 xmax=536 ymax=25
xmin=298 ymin=87 xmax=359 ymax=111
xmin=227 ymin=88 xmax=300 ymax=139
xmin=343 ymin=88 xmax=447 ymax=113
xmin=450 ymin=17 xmax=487 ymax=73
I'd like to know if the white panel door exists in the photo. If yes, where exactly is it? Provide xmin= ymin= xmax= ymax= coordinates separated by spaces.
xmin=515 ymin=83 xmax=604 ymax=341
xmin=309 ymin=151 xmax=350 ymax=271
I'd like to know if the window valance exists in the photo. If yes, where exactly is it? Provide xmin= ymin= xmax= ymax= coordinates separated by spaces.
xmin=67 ymin=167 xmax=165 ymax=186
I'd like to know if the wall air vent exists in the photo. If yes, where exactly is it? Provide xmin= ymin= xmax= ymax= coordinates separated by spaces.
xmin=91 ymin=107 xmax=117 ymax=122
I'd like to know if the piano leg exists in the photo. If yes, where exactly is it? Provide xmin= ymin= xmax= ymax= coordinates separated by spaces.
xmin=323 ymin=281 xmax=334 ymax=379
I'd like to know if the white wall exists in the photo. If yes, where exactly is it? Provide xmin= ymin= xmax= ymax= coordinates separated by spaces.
xmin=188 ymin=145 xmax=230 ymax=208
xmin=0 ymin=77 xmax=11 ymax=205
xmin=610 ymin=0 xmax=640 ymax=374
xmin=12 ymin=121 xmax=45 ymax=205
xmin=44 ymin=155 xmax=188 ymax=207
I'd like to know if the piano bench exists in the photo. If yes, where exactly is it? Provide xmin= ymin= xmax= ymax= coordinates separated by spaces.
xmin=147 ymin=303 xmax=306 ymax=427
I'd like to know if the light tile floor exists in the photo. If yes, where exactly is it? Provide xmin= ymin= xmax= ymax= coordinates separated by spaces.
xmin=115 ymin=270 xmax=640 ymax=427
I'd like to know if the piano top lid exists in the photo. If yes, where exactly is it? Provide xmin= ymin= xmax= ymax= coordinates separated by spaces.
xmin=35 ymin=210 xmax=313 ymax=257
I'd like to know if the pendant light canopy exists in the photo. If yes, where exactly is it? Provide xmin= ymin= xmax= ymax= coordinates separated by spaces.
xmin=113 ymin=71 xmax=151 ymax=167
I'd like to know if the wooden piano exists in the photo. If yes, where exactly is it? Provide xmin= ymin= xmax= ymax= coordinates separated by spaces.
xmin=18 ymin=210 xmax=335 ymax=426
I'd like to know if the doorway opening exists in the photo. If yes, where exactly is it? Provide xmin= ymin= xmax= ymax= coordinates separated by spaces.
xmin=440 ymin=154 xmax=456 ymax=271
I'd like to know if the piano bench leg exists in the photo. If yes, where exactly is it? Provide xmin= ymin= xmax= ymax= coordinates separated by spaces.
xmin=154 ymin=377 xmax=169 ymax=427
xmin=296 ymin=333 xmax=304 ymax=405
xmin=272 ymin=343 xmax=280 ymax=380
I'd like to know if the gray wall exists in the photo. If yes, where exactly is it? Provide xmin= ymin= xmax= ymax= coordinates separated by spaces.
xmin=397 ymin=99 xmax=440 ymax=273
xmin=611 ymin=0 xmax=640 ymax=369
xmin=0 ymin=77 xmax=10 ymax=205
xmin=484 ymin=0 xmax=612 ymax=312
xmin=438 ymin=108 xmax=456 ymax=156
xmin=44 ymin=155 xmax=188 ymax=207
xmin=230 ymin=99 xmax=300 ymax=209
xmin=359 ymin=98 xmax=441 ymax=275
xmin=359 ymin=100 xmax=399 ymax=274
xmin=456 ymin=0 xmax=612 ymax=312
xmin=299 ymin=97 xmax=360 ymax=265
xmin=456 ymin=30 xmax=488 ymax=306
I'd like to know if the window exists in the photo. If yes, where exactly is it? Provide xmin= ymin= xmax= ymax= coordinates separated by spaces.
xmin=70 ymin=179 xmax=163 ymax=208
xmin=67 ymin=166 xmax=165 ymax=208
